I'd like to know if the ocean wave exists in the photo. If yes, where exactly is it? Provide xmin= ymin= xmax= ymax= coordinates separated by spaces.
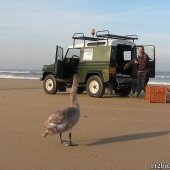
xmin=0 ymin=70 xmax=30 ymax=74
xmin=155 ymin=75 xmax=170 ymax=79
xmin=0 ymin=70 xmax=42 ymax=74
xmin=148 ymin=81 xmax=170 ymax=85
xmin=0 ymin=70 xmax=42 ymax=80
xmin=0 ymin=75 xmax=39 ymax=80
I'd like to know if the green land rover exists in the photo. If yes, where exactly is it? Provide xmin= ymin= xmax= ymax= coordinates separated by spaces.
xmin=40 ymin=30 xmax=155 ymax=98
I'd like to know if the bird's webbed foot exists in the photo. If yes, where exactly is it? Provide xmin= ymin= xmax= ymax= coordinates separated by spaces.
xmin=64 ymin=141 xmax=73 ymax=146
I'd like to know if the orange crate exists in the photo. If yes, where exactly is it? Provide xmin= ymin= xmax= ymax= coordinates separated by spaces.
xmin=145 ymin=86 xmax=167 ymax=103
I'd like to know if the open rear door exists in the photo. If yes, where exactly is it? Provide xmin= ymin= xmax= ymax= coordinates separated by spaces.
xmin=134 ymin=45 xmax=155 ymax=78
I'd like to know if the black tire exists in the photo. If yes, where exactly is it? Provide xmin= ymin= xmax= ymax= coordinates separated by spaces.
xmin=43 ymin=75 xmax=58 ymax=94
xmin=77 ymin=86 xmax=85 ymax=94
xmin=86 ymin=75 xmax=105 ymax=97
xmin=114 ymin=86 xmax=131 ymax=96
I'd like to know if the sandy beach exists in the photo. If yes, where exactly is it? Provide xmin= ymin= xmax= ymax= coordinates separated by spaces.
xmin=0 ymin=78 xmax=170 ymax=170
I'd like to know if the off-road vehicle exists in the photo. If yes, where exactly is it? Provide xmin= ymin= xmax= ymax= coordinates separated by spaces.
xmin=40 ymin=30 xmax=155 ymax=97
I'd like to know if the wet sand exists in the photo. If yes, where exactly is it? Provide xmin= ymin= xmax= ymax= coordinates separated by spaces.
xmin=0 ymin=79 xmax=170 ymax=170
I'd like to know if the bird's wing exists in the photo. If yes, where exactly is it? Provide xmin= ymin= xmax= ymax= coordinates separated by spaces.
xmin=58 ymin=107 xmax=78 ymax=122
xmin=45 ymin=107 xmax=78 ymax=125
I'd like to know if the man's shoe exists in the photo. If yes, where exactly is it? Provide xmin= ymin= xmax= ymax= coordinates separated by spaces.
xmin=130 ymin=91 xmax=139 ymax=98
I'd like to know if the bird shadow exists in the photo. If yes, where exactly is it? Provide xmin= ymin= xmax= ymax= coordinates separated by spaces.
xmin=86 ymin=131 xmax=170 ymax=146
xmin=61 ymin=140 xmax=79 ymax=147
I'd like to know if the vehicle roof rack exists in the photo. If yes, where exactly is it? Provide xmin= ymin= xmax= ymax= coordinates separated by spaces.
xmin=72 ymin=30 xmax=138 ymax=47
xmin=96 ymin=30 xmax=138 ymax=43
xmin=72 ymin=33 xmax=104 ymax=47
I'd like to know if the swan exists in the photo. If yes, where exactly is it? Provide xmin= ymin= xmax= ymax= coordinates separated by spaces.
xmin=42 ymin=74 xmax=80 ymax=146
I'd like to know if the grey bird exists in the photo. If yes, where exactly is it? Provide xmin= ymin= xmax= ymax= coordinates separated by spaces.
xmin=41 ymin=74 xmax=80 ymax=146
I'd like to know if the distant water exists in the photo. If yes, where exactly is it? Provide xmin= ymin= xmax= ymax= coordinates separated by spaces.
xmin=0 ymin=70 xmax=42 ymax=80
xmin=149 ymin=72 xmax=170 ymax=85
xmin=0 ymin=69 xmax=170 ymax=85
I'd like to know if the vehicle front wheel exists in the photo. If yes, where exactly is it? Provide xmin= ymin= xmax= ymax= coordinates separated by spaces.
xmin=43 ymin=75 xmax=58 ymax=94
xmin=114 ymin=86 xmax=131 ymax=96
xmin=86 ymin=75 xmax=105 ymax=98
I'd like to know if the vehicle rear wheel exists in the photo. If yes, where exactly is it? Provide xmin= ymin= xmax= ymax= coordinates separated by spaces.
xmin=86 ymin=75 xmax=105 ymax=97
xmin=114 ymin=86 xmax=131 ymax=96
xmin=43 ymin=75 xmax=58 ymax=94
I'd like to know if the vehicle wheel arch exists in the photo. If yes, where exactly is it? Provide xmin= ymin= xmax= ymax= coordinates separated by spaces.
xmin=85 ymin=71 xmax=104 ymax=83
xmin=42 ymin=72 xmax=54 ymax=81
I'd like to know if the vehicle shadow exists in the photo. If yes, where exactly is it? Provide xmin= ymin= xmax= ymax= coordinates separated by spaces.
xmin=102 ymin=95 xmax=130 ymax=98
xmin=86 ymin=131 xmax=170 ymax=146
xmin=167 ymin=100 xmax=170 ymax=103
xmin=167 ymin=93 xmax=170 ymax=103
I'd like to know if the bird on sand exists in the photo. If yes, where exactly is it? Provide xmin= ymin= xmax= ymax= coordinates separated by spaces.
xmin=41 ymin=74 xmax=80 ymax=146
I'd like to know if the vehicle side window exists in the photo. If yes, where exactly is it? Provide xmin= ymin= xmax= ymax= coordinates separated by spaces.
xmin=65 ymin=48 xmax=80 ymax=59
xmin=135 ymin=46 xmax=155 ymax=61
xmin=123 ymin=51 xmax=131 ymax=61
xmin=56 ymin=47 xmax=63 ymax=61
xmin=143 ymin=47 xmax=154 ymax=61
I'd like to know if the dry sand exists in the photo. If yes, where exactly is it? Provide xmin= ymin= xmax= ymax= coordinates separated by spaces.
xmin=0 ymin=79 xmax=170 ymax=170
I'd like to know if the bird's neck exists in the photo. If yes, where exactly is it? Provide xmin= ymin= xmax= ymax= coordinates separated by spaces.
xmin=70 ymin=74 xmax=80 ymax=110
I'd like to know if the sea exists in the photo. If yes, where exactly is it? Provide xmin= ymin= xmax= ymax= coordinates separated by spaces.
xmin=0 ymin=69 xmax=170 ymax=85
xmin=0 ymin=70 xmax=42 ymax=80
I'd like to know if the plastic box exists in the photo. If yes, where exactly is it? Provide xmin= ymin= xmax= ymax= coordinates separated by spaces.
xmin=145 ymin=86 xmax=167 ymax=103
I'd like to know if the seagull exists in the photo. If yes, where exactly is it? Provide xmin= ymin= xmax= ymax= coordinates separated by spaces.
xmin=42 ymin=74 xmax=80 ymax=146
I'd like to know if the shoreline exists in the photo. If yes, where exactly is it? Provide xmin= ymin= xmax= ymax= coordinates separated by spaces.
xmin=0 ymin=77 xmax=170 ymax=86
xmin=1 ymin=77 xmax=170 ymax=87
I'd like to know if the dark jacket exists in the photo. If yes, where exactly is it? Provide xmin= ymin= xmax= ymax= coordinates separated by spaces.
xmin=137 ymin=53 xmax=150 ymax=72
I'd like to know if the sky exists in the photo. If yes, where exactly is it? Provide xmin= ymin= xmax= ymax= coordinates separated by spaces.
xmin=0 ymin=0 xmax=170 ymax=71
